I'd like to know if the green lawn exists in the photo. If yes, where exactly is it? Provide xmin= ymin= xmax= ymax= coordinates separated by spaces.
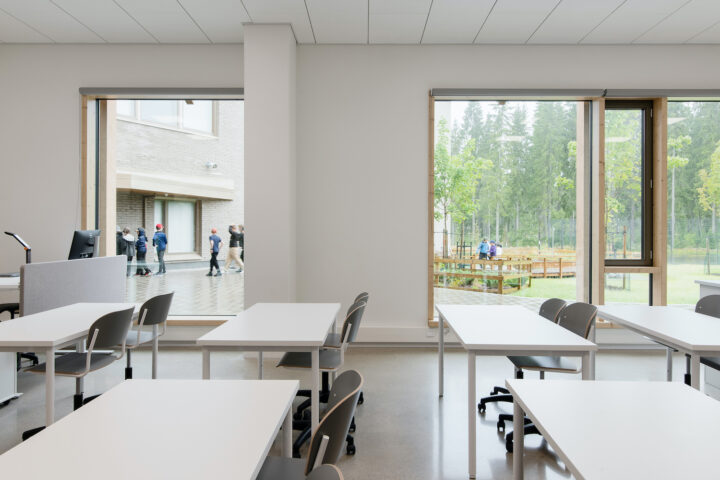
xmin=509 ymin=263 xmax=718 ymax=305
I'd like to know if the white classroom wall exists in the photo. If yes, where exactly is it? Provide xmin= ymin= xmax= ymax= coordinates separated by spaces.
xmin=3 ymin=43 xmax=720 ymax=342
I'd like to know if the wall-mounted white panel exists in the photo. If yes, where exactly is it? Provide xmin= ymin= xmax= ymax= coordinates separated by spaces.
xmin=475 ymin=0 xmax=560 ymax=44
xmin=0 ymin=0 xmax=101 ymax=42
xmin=0 ymin=8 xmax=51 ymax=42
xmin=369 ymin=0 xmax=432 ymax=44
xmin=243 ymin=0 xmax=314 ymax=43
xmin=635 ymin=0 xmax=720 ymax=44
xmin=53 ymin=0 xmax=155 ymax=43
xmin=114 ymin=0 xmax=209 ymax=43
xmin=581 ymin=0 xmax=688 ymax=44
xmin=422 ymin=0 xmax=494 ymax=44
xmin=178 ymin=0 xmax=250 ymax=43
xmin=306 ymin=0 xmax=367 ymax=44
xmin=530 ymin=0 xmax=625 ymax=44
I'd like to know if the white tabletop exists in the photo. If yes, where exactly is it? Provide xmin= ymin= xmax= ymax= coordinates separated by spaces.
xmin=507 ymin=379 xmax=720 ymax=480
xmin=0 ymin=302 xmax=136 ymax=348
xmin=696 ymin=279 xmax=720 ymax=288
xmin=197 ymin=303 xmax=341 ymax=347
xmin=598 ymin=305 xmax=720 ymax=353
xmin=0 ymin=379 xmax=299 ymax=479
xmin=0 ymin=277 xmax=19 ymax=290
xmin=435 ymin=304 xmax=597 ymax=352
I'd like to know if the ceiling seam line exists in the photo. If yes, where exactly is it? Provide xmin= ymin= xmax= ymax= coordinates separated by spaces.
xmin=303 ymin=0 xmax=316 ymax=44
xmin=473 ymin=0 xmax=498 ymax=44
xmin=0 ymin=5 xmax=56 ymax=43
xmin=683 ymin=16 xmax=720 ymax=44
xmin=577 ymin=0 xmax=628 ymax=44
xmin=239 ymin=0 xmax=253 ymax=23
xmin=48 ymin=0 xmax=108 ymax=42
xmin=420 ymin=0 xmax=434 ymax=44
xmin=176 ymin=0 xmax=213 ymax=44
xmin=525 ymin=0 xmax=564 ymax=44
xmin=630 ymin=0 xmax=693 ymax=44
xmin=111 ymin=0 xmax=160 ymax=43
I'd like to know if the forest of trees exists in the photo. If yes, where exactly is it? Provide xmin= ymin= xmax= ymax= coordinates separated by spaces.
xmin=434 ymin=101 xmax=720 ymax=260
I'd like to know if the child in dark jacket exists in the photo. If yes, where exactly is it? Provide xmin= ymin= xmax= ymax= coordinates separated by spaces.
xmin=135 ymin=228 xmax=152 ymax=276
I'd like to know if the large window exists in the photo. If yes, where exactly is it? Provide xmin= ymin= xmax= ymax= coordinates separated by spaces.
xmin=117 ymin=100 xmax=216 ymax=135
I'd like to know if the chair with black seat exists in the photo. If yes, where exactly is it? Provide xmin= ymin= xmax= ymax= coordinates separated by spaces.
xmin=477 ymin=298 xmax=567 ymax=415
xmin=257 ymin=370 xmax=363 ymax=480
xmin=696 ymin=295 xmax=720 ymax=374
xmin=124 ymin=291 xmax=174 ymax=379
xmin=22 ymin=306 xmax=134 ymax=440
xmin=0 ymin=302 xmax=39 ymax=369
xmin=504 ymin=302 xmax=597 ymax=452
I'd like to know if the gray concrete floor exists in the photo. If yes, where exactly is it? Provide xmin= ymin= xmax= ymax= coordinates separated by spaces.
xmin=0 ymin=347 xmax=693 ymax=479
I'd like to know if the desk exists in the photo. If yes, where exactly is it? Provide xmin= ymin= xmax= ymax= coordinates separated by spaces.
xmin=197 ymin=302 xmax=340 ymax=433
xmin=507 ymin=380 xmax=720 ymax=480
xmin=696 ymin=279 xmax=720 ymax=299
xmin=0 ymin=278 xmax=20 ymax=405
xmin=0 ymin=379 xmax=298 ymax=479
xmin=435 ymin=304 xmax=597 ymax=479
xmin=0 ymin=302 xmax=135 ymax=426
xmin=598 ymin=305 xmax=720 ymax=389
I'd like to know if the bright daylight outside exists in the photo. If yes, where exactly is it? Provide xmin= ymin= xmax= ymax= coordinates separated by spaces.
xmin=114 ymin=99 xmax=245 ymax=315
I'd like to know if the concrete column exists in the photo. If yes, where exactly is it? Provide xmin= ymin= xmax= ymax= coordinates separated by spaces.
xmin=244 ymin=25 xmax=297 ymax=304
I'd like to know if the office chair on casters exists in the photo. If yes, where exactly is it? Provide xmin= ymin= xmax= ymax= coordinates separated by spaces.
xmin=124 ymin=291 xmax=174 ymax=379
xmin=695 ymin=295 xmax=720 ymax=377
xmin=478 ymin=298 xmax=567 ymax=415
xmin=22 ymin=306 xmax=134 ymax=440
xmin=504 ymin=302 xmax=597 ymax=453
xmin=256 ymin=370 xmax=363 ymax=480
xmin=0 ymin=303 xmax=39 ymax=369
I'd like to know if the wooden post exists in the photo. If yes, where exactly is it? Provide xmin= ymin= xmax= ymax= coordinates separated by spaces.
xmin=498 ymin=276 xmax=504 ymax=295
xmin=543 ymin=258 xmax=547 ymax=278
xmin=559 ymin=257 xmax=563 ymax=278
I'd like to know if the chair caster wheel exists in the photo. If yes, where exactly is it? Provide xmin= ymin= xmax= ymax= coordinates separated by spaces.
xmin=349 ymin=424 xmax=356 ymax=433
xmin=358 ymin=392 xmax=364 ymax=405
xmin=346 ymin=444 xmax=356 ymax=455
xmin=478 ymin=403 xmax=486 ymax=414
xmin=505 ymin=434 xmax=513 ymax=453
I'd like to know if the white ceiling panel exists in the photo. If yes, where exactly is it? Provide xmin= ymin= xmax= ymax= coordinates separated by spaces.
xmin=0 ymin=8 xmax=51 ymax=42
xmin=475 ymin=0 xmax=560 ymax=44
xmin=242 ymin=0 xmax=315 ymax=43
xmin=52 ymin=0 xmax=155 ymax=43
xmin=178 ymin=0 xmax=249 ymax=43
xmin=369 ymin=0 xmax=432 ymax=44
xmin=0 ymin=0 xmax=101 ymax=42
xmin=306 ymin=0 xmax=367 ymax=44
xmin=635 ymin=0 xmax=720 ymax=43
xmin=422 ymin=0 xmax=495 ymax=44
xmin=581 ymin=0 xmax=689 ymax=44
xmin=529 ymin=0 xmax=625 ymax=44
xmin=114 ymin=0 xmax=209 ymax=43
xmin=687 ymin=18 xmax=720 ymax=43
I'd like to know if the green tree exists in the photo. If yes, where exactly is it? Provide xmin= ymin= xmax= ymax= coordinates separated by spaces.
xmin=698 ymin=142 xmax=720 ymax=237
xmin=668 ymin=134 xmax=691 ymax=256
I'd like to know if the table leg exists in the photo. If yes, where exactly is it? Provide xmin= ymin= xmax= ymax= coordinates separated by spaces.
xmin=666 ymin=347 xmax=673 ymax=382
xmin=312 ymin=348 xmax=320 ymax=433
xmin=45 ymin=347 xmax=55 ymax=426
xmin=468 ymin=351 xmax=476 ymax=479
xmin=512 ymin=399 xmax=524 ymax=480
xmin=75 ymin=341 xmax=84 ymax=409
xmin=152 ymin=324 xmax=159 ymax=379
xmin=439 ymin=313 xmax=444 ymax=398
xmin=691 ymin=354 xmax=701 ymax=390
xmin=282 ymin=406 xmax=292 ymax=458
xmin=581 ymin=352 xmax=592 ymax=380
xmin=202 ymin=348 xmax=210 ymax=379
xmin=258 ymin=352 xmax=263 ymax=380
xmin=589 ymin=324 xmax=596 ymax=381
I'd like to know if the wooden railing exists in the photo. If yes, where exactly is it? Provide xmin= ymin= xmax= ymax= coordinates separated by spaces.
xmin=433 ymin=257 xmax=533 ymax=295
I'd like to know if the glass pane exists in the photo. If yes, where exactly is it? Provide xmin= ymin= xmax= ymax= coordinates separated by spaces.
xmin=604 ymin=273 xmax=650 ymax=304
xmin=154 ymin=200 xmax=164 ymax=227
xmin=182 ymin=100 xmax=213 ymax=133
xmin=116 ymin=100 xmax=135 ymax=118
xmin=605 ymin=109 xmax=643 ymax=260
xmin=167 ymin=200 xmax=195 ymax=252
xmin=667 ymin=102 xmax=720 ymax=305
xmin=139 ymin=100 xmax=178 ymax=128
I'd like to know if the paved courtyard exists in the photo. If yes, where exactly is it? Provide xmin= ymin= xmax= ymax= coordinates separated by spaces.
xmin=434 ymin=287 xmax=546 ymax=311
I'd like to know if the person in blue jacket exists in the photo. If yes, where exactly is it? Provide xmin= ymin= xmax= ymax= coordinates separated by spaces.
xmin=152 ymin=224 xmax=168 ymax=275
xmin=476 ymin=239 xmax=490 ymax=259
xmin=135 ymin=227 xmax=152 ymax=276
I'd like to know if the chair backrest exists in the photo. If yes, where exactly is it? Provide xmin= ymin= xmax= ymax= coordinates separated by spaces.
xmin=307 ymin=465 xmax=344 ymax=480
xmin=557 ymin=302 xmax=597 ymax=339
xmin=340 ymin=301 xmax=366 ymax=345
xmin=538 ymin=298 xmax=567 ymax=323
xmin=86 ymin=307 xmax=135 ymax=350
xmin=354 ymin=292 xmax=369 ymax=303
xmin=138 ymin=291 xmax=174 ymax=326
xmin=696 ymin=295 xmax=720 ymax=318
xmin=304 ymin=370 xmax=363 ymax=475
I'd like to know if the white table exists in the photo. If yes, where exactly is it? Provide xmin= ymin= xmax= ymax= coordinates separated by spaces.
xmin=0 ymin=277 xmax=20 ymax=405
xmin=0 ymin=379 xmax=298 ymax=479
xmin=0 ymin=302 xmax=135 ymax=426
xmin=435 ymin=304 xmax=597 ymax=479
xmin=507 ymin=379 xmax=720 ymax=480
xmin=696 ymin=279 xmax=720 ymax=299
xmin=197 ymin=302 xmax=340 ymax=433
xmin=598 ymin=305 xmax=720 ymax=389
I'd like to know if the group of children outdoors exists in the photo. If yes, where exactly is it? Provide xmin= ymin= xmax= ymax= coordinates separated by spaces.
xmin=475 ymin=238 xmax=503 ymax=260
xmin=116 ymin=224 xmax=243 ymax=277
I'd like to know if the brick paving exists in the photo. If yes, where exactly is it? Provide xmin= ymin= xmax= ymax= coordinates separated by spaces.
xmin=434 ymin=287 xmax=545 ymax=311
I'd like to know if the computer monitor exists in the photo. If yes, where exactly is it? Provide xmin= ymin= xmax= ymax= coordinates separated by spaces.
xmin=68 ymin=230 xmax=101 ymax=260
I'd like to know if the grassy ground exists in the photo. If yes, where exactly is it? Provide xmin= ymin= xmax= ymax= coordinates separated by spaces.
xmin=509 ymin=263 xmax=719 ymax=305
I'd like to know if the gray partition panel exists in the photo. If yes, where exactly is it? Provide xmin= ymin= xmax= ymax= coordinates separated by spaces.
xmin=20 ymin=256 xmax=126 ymax=316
